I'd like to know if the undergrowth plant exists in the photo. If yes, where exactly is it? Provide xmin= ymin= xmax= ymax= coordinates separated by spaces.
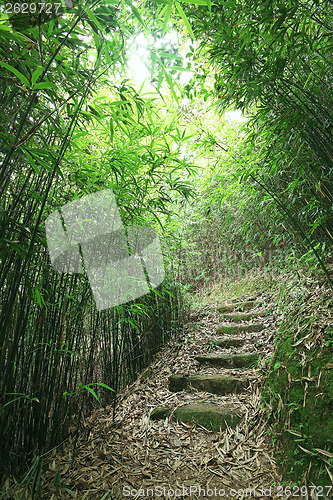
xmin=262 ymin=269 xmax=333 ymax=485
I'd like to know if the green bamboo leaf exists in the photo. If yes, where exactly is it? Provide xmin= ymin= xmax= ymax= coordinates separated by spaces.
xmin=0 ymin=24 xmax=30 ymax=41
xmin=47 ymin=19 xmax=56 ymax=37
xmin=157 ymin=69 xmax=164 ymax=90
xmin=0 ymin=61 xmax=30 ymax=87
xmin=168 ymin=65 xmax=192 ymax=72
xmin=31 ymin=66 xmax=43 ymax=86
xmin=22 ymin=149 xmax=39 ymax=173
xmin=162 ymin=3 xmax=172 ymax=35
xmin=273 ymin=13 xmax=287 ymax=32
xmin=93 ymin=382 xmax=115 ymax=392
xmin=179 ymin=0 xmax=209 ymax=4
xmin=93 ymin=31 xmax=101 ymax=50
xmin=83 ymin=386 xmax=101 ymax=405
xmin=1 ymin=393 xmax=40 ymax=411
xmin=109 ymin=119 xmax=114 ymax=141
xmin=34 ymin=289 xmax=45 ymax=307
xmin=124 ymin=0 xmax=146 ymax=29
xmin=158 ymin=50 xmax=178 ymax=60
xmin=84 ymin=7 xmax=100 ymax=28
xmin=104 ymin=41 xmax=113 ymax=65
xmin=1 ymin=396 xmax=25 ymax=411
xmin=175 ymin=1 xmax=195 ymax=39
xmin=164 ymin=70 xmax=178 ymax=101
xmin=33 ymin=81 xmax=57 ymax=90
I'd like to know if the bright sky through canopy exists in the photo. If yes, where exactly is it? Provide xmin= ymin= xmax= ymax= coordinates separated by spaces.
xmin=127 ymin=33 xmax=193 ymax=91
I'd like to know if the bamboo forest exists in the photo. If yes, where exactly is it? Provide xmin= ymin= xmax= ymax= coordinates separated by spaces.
xmin=0 ymin=0 xmax=332 ymax=498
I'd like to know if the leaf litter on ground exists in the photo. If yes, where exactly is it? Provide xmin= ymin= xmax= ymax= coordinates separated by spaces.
xmin=22 ymin=295 xmax=292 ymax=498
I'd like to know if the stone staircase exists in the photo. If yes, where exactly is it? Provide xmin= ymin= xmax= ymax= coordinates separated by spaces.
xmin=151 ymin=296 xmax=267 ymax=431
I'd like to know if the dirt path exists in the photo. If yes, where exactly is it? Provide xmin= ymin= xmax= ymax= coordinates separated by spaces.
xmin=40 ymin=293 xmax=294 ymax=499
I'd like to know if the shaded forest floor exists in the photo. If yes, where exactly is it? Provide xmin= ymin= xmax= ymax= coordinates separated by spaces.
xmin=38 ymin=287 xmax=293 ymax=499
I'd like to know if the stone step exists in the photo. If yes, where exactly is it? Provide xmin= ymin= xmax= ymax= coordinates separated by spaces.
xmin=195 ymin=351 xmax=259 ymax=368
xmin=150 ymin=407 xmax=171 ymax=420
xmin=169 ymin=373 xmax=248 ymax=395
xmin=217 ymin=300 xmax=262 ymax=313
xmin=221 ymin=312 xmax=256 ymax=322
xmin=174 ymin=403 xmax=242 ymax=431
xmin=229 ymin=296 xmax=257 ymax=303
xmin=150 ymin=403 xmax=242 ymax=430
xmin=212 ymin=336 xmax=246 ymax=348
xmin=216 ymin=323 xmax=264 ymax=334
